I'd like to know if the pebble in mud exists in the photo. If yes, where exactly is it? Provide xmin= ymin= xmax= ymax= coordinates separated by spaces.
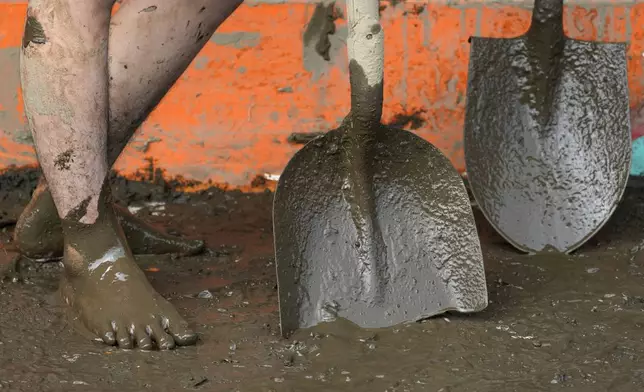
xmin=197 ymin=289 xmax=213 ymax=299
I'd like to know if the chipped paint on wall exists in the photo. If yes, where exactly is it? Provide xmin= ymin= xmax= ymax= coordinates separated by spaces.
xmin=210 ymin=31 xmax=262 ymax=48
xmin=1 ymin=1 xmax=644 ymax=187
xmin=0 ymin=46 xmax=35 ymax=168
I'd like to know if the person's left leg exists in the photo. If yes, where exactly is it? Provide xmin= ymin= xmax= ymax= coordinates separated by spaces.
xmin=14 ymin=0 xmax=243 ymax=261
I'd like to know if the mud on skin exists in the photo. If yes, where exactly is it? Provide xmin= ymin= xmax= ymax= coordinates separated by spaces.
xmin=13 ymin=178 xmax=205 ymax=261
xmin=22 ymin=16 xmax=47 ymax=48
xmin=58 ymin=181 xmax=198 ymax=350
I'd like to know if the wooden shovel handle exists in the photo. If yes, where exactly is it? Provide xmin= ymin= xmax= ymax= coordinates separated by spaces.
xmin=346 ymin=0 xmax=384 ymax=127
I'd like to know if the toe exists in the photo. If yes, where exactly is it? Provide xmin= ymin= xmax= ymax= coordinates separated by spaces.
xmin=148 ymin=323 xmax=175 ymax=350
xmin=98 ymin=321 xmax=117 ymax=346
xmin=114 ymin=321 xmax=133 ymax=349
xmin=134 ymin=325 xmax=153 ymax=350
xmin=101 ymin=330 xmax=117 ymax=346
xmin=163 ymin=316 xmax=198 ymax=346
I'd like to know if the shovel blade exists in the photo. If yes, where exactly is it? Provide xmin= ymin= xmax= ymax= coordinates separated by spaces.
xmin=464 ymin=36 xmax=631 ymax=253
xmin=274 ymin=126 xmax=487 ymax=337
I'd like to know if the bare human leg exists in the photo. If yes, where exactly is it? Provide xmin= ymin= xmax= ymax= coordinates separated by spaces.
xmin=14 ymin=0 xmax=243 ymax=261
xmin=21 ymin=0 xmax=197 ymax=349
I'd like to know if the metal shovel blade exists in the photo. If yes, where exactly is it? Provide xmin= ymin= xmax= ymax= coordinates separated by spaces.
xmin=273 ymin=125 xmax=488 ymax=337
xmin=463 ymin=3 xmax=631 ymax=254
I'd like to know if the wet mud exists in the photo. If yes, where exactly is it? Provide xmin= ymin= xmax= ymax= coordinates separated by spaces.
xmin=13 ymin=183 xmax=204 ymax=261
xmin=1 ymin=169 xmax=644 ymax=391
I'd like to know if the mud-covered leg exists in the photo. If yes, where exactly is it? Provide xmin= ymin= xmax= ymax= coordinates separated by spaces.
xmin=14 ymin=0 xmax=243 ymax=261
xmin=21 ymin=0 xmax=196 ymax=349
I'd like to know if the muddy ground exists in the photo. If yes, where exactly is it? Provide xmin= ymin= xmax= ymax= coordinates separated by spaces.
xmin=0 ymin=168 xmax=643 ymax=392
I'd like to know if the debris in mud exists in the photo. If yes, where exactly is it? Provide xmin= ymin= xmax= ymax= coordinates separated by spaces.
xmin=551 ymin=373 xmax=572 ymax=384
xmin=197 ymin=289 xmax=213 ymax=299
xmin=181 ymin=375 xmax=209 ymax=389
xmin=384 ymin=108 xmax=427 ymax=130
xmin=126 ymin=201 xmax=167 ymax=216
xmin=287 ymin=131 xmax=325 ymax=145
xmin=62 ymin=354 xmax=81 ymax=363
xmin=263 ymin=173 xmax=280 ymax=182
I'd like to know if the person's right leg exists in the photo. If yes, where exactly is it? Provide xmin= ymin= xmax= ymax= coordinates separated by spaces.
xmin=22 ymin=0 xmax=197 ymax=349
xmin=14 ymin=0 xmax=243 ymax=261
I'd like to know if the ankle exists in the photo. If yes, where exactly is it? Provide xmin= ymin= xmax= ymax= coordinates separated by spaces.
xmin=61 ymin=214 xmax=128 ymax=275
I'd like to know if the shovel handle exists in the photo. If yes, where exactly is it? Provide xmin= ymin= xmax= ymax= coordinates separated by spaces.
xmin=528 ymin=0 xmax=565 ymax=38
xmin=347 ymin=0 xmax=384 ymax=127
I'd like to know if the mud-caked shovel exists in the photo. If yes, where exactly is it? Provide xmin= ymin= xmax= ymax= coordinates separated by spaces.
xmin=464 ymin=0 xmax=631 ymax=254
xmin=273 ymin=0 xmax=488 ymax=338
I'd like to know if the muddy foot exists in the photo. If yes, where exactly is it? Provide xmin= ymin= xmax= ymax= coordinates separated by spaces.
xmin=61 ymin=204 xmax=198 ymax=350
xmin=14 ymin=180 xmax=204 ymax=261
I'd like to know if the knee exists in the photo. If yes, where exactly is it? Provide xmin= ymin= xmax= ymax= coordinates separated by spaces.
xmin=26 ymin=0 xmax=116 ymax=20
xmin=23 ymin=0 xmax=115 ymax=51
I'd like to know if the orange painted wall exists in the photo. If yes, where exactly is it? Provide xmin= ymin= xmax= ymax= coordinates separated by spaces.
xmin=0 ymin=1 xmax=643 ymax=187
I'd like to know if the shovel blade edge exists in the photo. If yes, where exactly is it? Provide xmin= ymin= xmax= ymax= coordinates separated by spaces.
xmin=464 ymin=36 xmax=631 ymax=253
xmin=274 ymin=126 xmax=487 ymax=338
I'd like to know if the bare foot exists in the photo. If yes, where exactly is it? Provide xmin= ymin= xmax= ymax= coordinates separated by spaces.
xmin=14 ymin=179 xmax=204 ymax=261
xmin=60 ymin=200 xmax=197 ymax=350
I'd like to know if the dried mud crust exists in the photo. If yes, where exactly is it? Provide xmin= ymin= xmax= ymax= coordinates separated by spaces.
xmin=0 ymin=168 xmax=643 ymax=391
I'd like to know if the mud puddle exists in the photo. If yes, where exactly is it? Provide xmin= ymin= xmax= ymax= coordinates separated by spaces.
xmin=0 ymin=169 xmax=643 ymax=391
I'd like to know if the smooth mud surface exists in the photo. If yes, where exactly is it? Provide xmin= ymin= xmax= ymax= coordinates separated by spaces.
xmin=1 ymin=169 xmax=644 ymax=391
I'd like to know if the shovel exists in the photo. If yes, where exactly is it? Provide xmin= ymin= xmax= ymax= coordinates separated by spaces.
xmin=273 ymin=0 xmax=488 ymax=338
xmin=463 ymin=0 xmax=631 ymax=254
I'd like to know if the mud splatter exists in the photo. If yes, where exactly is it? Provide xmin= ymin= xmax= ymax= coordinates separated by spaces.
xmin=139 ymin=5 xmax=157 ymax=13
xmin=287 ymin=132 xmax=325 ymax=145
xmin=1 ymin=168 xmax=644 ymax=390
xmin=64 ymin=196 xmax=92 ymax=222
xmin=53 ymin=149 xmax=74 ymax=171
xmin=385 ymin=108 xmax=426 ymax=130
xmin=303 ymin=2 xmax=338 ymax=62
xmin=22 ymin=16 xmax=47 ymax=49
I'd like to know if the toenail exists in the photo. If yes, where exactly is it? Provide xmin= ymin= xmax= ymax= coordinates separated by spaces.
xmin=104 ymin=331 xmax=115 ymax=343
